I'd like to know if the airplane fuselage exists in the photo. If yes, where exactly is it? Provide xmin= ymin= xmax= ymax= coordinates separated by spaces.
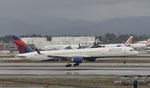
xmin=101 ymin=43 xmax=147 ymax=50
xmin=16 ymin=47 xmax=138 ymax=61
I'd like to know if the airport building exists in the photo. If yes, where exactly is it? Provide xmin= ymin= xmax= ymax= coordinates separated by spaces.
xmin=50 ymin=36 xmax=95 ymax=45
xmin=21 ymin=37 xmax=50 ymax=49
xmin=21 ymin=36 xmax=95 ymax=49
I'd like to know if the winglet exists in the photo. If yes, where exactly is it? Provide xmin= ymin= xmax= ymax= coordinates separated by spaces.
xmin=78 ymin=43 xmax=82 ymax=49
xmin=35 ymin=48 xmax=41 ymax=54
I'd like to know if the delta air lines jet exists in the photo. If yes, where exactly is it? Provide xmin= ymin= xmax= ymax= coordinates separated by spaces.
xmin=13 ymin=36 xmax=138 ymax=67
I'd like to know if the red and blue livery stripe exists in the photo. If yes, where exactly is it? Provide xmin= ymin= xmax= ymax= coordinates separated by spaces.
xmin=13 ymin=36 xmax=33 ymax=54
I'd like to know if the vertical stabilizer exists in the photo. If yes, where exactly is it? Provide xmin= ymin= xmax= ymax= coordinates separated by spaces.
xmin=124 ymin=36 xmax=133 ymax=46
xmin=12 ymin=36 xmax=33 ymax=54
xmin=145 ymin=38 xmax=150 ymax=46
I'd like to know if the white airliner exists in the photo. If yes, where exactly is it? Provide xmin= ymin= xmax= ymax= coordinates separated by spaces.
xmin=43 ymin=44 xmax=79 ymax=50
xmin=129 ymin=39 xmax=150 ymax=50
xmin=97 ymin=36 xmax=150 ymax=51
xmin=13 ymin=36 xmax=138 ymax=67
xmin=100 ymin=36 xmax=133 ymax=47
xmin=105 ymin=38 xmax=150 ymax=50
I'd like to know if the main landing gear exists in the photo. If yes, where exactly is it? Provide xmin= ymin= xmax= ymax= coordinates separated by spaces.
xmin=123 ymin=61 xmax=127 ymax=64
xmin=66 ymin=64 xmax=72 ymax=67
xmin=73 ymin=63 xmax=79 ymax=66
xmin=66 ymin=63 xmax=79 ymax=67
xmin=123 ymin=56 xmax=127 ymax=64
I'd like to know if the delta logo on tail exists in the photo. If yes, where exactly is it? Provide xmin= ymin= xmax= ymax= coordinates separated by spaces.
xmin=124 ymin=36 xmax=133 ymax=46
xmin=12 ymin=36 xmax=33 ymax=54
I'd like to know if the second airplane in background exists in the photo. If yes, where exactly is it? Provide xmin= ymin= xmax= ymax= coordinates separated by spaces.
xmin=99 ymin=36 xmax=133 ymax=48
xmin=94 ymin=36 xmax=150 ymax=51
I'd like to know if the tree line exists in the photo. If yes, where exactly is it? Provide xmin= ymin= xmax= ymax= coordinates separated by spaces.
xmin=0 ymin=33 xmax=150 ymax=44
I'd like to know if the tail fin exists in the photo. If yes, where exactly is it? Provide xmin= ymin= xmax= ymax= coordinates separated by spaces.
xmin=78 ymin=43 xmax=82 ymax=49
xmin=95 ymin=39 xmax=100 ymax=45
xmin=145 ymin=38 xmax=150 ymax=46
xmin=124 ymin=36 xmax=133 ymax=46
xmin=12 ymin=35 xmax=33 ymax=54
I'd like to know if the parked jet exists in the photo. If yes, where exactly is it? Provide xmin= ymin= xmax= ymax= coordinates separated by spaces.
xmin=101 ymin=36 xmax=133 ymax=47
xmin=13 ymin=36 xmax=138 ymax=67
xmin=42 ymin=35 xmax=130 ymax=50
xmin=43 ymin=44 xmax=79 ymax=50
xmin=103 ymin=36 xmax=150 ymax=51
xmin=129 ymin=39 xmax=150 ymax=50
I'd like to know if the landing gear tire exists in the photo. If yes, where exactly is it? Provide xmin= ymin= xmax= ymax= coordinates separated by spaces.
xmin=73 ymin=63 xmax=79 ymax=67
xmin=66 ymin=64 xmax=72 ymax=67
xmin=123 ymin=61 xmax=126 ymax=64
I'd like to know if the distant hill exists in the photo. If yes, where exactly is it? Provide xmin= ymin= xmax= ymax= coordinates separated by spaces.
xmin=0 ymin=18 xmax=44 ymax=36
xmin=0 ymin=16 xmax=150 ymax=36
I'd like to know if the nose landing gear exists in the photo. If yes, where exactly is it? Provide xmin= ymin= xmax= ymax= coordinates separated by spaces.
xmin=73 ymin=63 xmax=79 ymax=66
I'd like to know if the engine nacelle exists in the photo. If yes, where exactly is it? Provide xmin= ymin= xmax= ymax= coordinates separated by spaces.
xmin=84 ymin=57 xmax=96 ymax=62
xmin=72 ymin=56 xmax=83 ymax=64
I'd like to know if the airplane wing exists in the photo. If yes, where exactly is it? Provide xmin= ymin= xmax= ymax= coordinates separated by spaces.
xmin=47 ymin=55 xmax=70 ymax=59
xmin=47 ymin=55 xmax=86 ymax=59
xmin=47 ymin=55 xmax=85 ymax=64
xmin=35 ymin=48 xmax=75 ymax=59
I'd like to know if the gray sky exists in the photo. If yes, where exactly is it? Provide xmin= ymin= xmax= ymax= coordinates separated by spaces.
xmin=0 ymin=0 xmax=150 ymax=36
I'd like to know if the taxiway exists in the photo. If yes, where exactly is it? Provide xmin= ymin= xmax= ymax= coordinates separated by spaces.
xmin=0 ymin=63 xmax=150 ymax=76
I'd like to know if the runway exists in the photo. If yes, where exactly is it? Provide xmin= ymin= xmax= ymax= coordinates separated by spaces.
xmin=1 ymin=63 xmax=150 ymax=67
xmin=0 ymin=63 xmax=150 ymax=76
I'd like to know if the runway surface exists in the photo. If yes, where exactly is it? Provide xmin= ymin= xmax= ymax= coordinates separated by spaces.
xmin=0 ymin=63 xmax=150 ymax=76
xmin=1 ymin=63 xmax=150 ymax=67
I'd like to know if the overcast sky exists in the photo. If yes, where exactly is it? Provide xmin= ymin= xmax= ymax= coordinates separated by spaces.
xmin=0 ymin=0 xmax=150 ymax=36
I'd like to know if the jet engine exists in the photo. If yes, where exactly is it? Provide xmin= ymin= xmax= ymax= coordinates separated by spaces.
xmin=72 ymin=56 xmax=84 ymax=64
